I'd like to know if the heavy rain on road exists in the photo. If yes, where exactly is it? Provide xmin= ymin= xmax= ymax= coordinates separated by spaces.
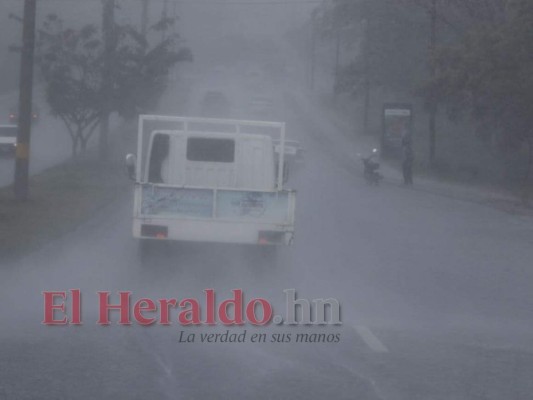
xmin=1 ymin=1 xmax=533 ymax=399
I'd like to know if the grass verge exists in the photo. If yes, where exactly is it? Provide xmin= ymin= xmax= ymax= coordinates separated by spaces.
xmin=0 ymin=155 xmax=129 ymax=261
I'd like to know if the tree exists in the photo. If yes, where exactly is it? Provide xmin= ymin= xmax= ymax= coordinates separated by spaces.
xmin=38 ymin=18 xmax=102 ymax=157
xmin=428 ymin=0 xmax=533 ymax=202
xmin=410 ymin=0 xmax=511 ymax=164
xmin=37 ymin=13 xmax=192 ymax=158
xmin=314 ymin=0 xmax=428 ymax=136
xmin=112 ymin=23 xmax=192 ymax=119
xmin=311 ymin=0 xmax=512 ymax=162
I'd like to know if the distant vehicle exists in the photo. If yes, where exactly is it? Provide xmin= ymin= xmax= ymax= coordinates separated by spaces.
xmin=200 ymin=91 xmax=231 ymax=118
xmin=125 ymin=115 xmax=296 ymax=251
xmin=9 ymin=103 xmax=40 ymax=124
xmin=247 ymin=96 xmax=274 ymax=119
xmin=0 ymin=125 xmax=18 ymax=157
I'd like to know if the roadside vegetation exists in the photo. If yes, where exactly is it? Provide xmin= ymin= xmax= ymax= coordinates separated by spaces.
xmin=0 ymin=4 xmax=193 ymax=259
xmin=36 ymin=11 xmax=192 ymax=158
xmin=0 ymin=149 xmax=128 ymax=260
xmin=298 ymin=0 xmax=533 ymax=203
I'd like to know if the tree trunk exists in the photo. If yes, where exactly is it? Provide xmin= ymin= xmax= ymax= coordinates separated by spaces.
xmin=80 ymin=135 xmax=88 ymax=153
xmin=99 ymin=116 xmax=109 ymax=160
xmin=72 ymin=135 xmax=79 ymax=158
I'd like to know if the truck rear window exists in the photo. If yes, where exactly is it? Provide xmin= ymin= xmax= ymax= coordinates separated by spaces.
xmin=186 ymin=138 xmax=235 ymax=163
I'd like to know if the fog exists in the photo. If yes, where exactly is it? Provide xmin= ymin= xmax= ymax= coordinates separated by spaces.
xmin=1 ymin=0 xmax=533 ymax=399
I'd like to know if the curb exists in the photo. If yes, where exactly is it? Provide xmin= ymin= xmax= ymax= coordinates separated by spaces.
xmin=292 ymin=89 xmax=533 ymax=217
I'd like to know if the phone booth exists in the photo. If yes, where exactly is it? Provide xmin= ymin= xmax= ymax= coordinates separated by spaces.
xmin=382 ymin=103 xmax=413 ymax=158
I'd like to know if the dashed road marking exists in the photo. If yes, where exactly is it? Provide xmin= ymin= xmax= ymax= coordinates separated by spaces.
xmin=154 ymin=354 xmax=173 ymax=378
xmin=354 ymin=325 xmax=389 ymax=353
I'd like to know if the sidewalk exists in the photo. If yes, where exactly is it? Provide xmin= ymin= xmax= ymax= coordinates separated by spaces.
xmin=290 ymin=88 xmax=533 ymax=217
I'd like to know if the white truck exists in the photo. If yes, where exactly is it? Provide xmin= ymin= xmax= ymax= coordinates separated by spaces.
xmin=126 ymin=115 xmax=296 ymax=249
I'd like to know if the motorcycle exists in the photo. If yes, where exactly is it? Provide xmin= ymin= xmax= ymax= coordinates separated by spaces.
xmin=361 ymin=149 xmax=383 ymax=185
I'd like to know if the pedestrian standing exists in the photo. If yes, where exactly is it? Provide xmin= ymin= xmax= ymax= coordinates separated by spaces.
xmin=402 ymin=136 xmax=414 ymax=185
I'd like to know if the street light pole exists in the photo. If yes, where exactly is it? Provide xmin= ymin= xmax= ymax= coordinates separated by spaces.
xmin=141 ymin=0 xmax=149 ymax=37
xmin=428 ymin=0 xmax=438 ymax=165
xmin=334 ymin=27 xmax=340 ymax=97
xmin=13 ymin=0 xmax=37 ymax=200
xmin=309 ymin=13 xmax=317 ymax=91
xmin=361 ymin=19 xmax=370 ymax=136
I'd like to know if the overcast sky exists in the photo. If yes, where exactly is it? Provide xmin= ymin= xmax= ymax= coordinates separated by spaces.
xmin=0 ymin=0 xmax=317 ymax=89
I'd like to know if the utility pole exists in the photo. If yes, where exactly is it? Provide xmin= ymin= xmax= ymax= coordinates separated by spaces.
xmin=361 ymin=19 xmax=370 ymax=136
xmin=100 ymin=0 xmax=116 ymax=162
xmin=161 ymin=0 xmax=169 ymax=41
xmin=309 ymin=13 xmax=317 ymax=91
xmin=428 ymin=0 xmax=438 ymax=165
xmin=13 ymin=0 xmax=37 ymax=200
xmin=141 ymin=0 xmax=149 ymax=37
xmin=333 ymin=27 xmax=340 ymax=97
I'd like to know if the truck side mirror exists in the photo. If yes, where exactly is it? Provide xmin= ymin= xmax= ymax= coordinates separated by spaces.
xmin=283 ymin=163 xmax=289 ymax=184
xmin=125 ymin=153 xmax=137 ymax=181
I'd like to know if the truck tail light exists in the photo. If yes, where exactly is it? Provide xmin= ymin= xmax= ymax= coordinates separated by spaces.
xmin=141 ymin=224 xmax=168 ymax=239
xmin=258 ymin=231 xmax=284 ymax=245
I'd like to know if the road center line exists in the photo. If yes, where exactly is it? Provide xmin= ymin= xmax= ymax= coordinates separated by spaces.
xmin=154 ymin=354 xmax=173 ymax=378
xmin=354 ymin=325 xmax=389 ymax=353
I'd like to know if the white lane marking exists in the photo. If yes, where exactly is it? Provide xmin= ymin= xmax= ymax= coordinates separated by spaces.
xmin=154 ymin=354 xmax=173 ymax=378
xmin=354 ymin=325 xmax=389 ymax=353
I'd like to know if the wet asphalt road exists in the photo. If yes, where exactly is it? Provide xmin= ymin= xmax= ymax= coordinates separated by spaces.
xmin=0 ymin=77 xmax=533 ymax=400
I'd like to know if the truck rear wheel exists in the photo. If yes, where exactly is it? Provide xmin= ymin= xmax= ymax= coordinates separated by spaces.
xmin=243 ymin=245 xmax=278 ymax=268
xmin=138 ymin=239 xmax=171 ymax=268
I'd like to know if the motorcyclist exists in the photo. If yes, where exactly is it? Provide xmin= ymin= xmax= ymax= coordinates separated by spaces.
xmin=365 ymin=148 xmax=380 ymax=171
xmin=362 ymin=148 xmax=382 ymax=185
